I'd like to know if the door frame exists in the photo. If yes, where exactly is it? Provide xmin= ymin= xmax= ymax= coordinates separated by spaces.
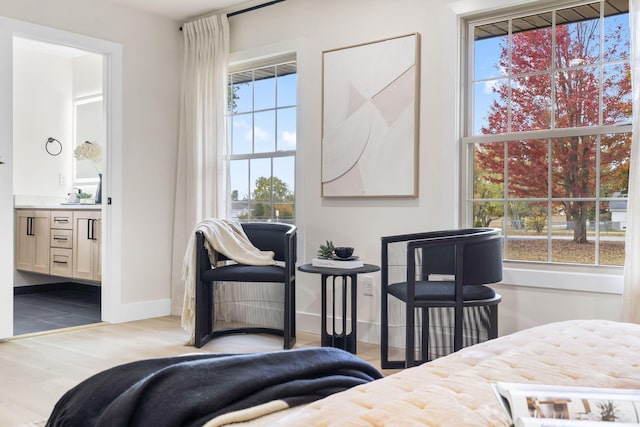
xmin=0 ymin=17 xmax=123 ymax=338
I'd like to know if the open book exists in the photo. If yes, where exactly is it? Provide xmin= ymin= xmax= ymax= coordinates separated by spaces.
xmin=492 ymin=382 xmax=640 ymax=427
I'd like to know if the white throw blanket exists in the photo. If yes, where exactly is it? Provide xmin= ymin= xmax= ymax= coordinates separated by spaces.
xmin=181 ymin=218 xmax=276 ymax=345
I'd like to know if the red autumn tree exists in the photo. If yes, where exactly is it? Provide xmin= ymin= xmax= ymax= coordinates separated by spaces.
xmin=476 ymin=16 xmax=631 ymax=243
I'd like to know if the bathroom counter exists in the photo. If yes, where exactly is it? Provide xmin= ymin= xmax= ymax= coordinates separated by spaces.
xmin=14 ymin=204 xmax=102 ymax=210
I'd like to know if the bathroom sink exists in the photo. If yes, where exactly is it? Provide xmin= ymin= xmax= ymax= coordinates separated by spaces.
xmin=60 ymin=202 xmax=98 ymax=206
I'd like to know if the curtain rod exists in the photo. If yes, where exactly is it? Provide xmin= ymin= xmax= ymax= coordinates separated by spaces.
xmin=179 ymin=0 xmax=285 ymax=31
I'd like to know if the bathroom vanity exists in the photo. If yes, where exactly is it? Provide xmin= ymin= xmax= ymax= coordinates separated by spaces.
xmin=15 ymin=206 xmax=101 ymax=282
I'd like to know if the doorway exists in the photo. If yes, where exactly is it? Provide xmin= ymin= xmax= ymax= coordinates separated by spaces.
xmin=0 ymin=17 xmax=123 ymax=340
xmin=12 ymin=37 xmax=104 ymax=335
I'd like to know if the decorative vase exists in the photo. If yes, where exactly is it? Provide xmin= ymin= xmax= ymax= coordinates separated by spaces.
xmin=95 ymin=173 xmax=102 ymax=204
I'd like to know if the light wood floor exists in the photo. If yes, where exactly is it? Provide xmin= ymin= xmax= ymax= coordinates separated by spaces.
xmin=0 ymin=316 xmax=391 ymax=427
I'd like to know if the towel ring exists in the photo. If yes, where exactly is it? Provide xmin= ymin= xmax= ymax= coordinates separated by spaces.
xmin=45 ymin=137 xmax=62 ymax=156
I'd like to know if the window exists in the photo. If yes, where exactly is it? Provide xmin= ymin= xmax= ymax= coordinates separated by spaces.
xmin=227 ymin=60 xmax=296 ymax=223
xmin=465 ymin=0 xmax=631 ymax=266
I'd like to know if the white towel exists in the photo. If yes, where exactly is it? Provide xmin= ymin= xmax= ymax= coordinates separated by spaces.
xmin=181 ymin=218 xmax=276 ymax=345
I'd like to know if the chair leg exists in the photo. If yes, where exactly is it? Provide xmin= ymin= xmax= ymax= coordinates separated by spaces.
xmin=421 ymin=307 xmax=429 ymax=364
xmin=290 ymin=279 xmax=297 ymax=348
xmin=381 ymin=288 xmax=390 ymax=368
xmin=489 ymin=304 xmax=499 ymax=339
xmin=453 ymin=305 xmax=464 ymax=352
xmin=406 ymin=303 xmax=415 ymax=368
xmin=194 ymin=280 xmax=213 ymax=348
xmin=283 ymin=282 xmax=289 ymax=349
xmin=283 ymin=280 xmax=296 ymax=350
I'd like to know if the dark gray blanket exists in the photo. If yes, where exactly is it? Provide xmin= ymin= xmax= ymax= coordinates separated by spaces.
xmin=45 ymin=347 xmax=382 ymax=427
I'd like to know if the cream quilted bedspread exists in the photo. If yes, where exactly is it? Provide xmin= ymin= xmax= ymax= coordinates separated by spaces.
xmin=267 ymin=319 xmax=640 ymax=426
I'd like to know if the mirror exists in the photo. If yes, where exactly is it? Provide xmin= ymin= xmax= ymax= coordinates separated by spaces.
xmin=74 ymin=96 xmax=104 ymax=182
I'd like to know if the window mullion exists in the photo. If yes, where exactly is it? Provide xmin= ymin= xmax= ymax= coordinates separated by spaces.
xmin=551 ymin=9 xmax=557 ymax=130
xmin=504 ymin=140 xmax=509 ymax=259
xmin=598 ymin=0 xmax=605 ymax=127
xmin=595 ymin=134 xmax=602 ymax=265
xmin=507 ymin=20 xmax=513 ymax=133
xmin=547 ymin=137 xmax=553 ymax=263
xmin=251 ymin=70 xmax=256 ymax=155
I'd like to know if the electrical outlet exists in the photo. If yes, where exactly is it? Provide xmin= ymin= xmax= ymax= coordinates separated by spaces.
xmin=361 ymin=275 xmax=374 ymax=296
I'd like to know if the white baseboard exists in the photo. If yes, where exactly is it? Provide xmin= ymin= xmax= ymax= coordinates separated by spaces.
xmin=104 ymin=298 xmax=172 ymax=323
xmin=296 ymin=311 xmax=380 ymax=345
xmin=103 ymin=301 xmax=383 ymax=346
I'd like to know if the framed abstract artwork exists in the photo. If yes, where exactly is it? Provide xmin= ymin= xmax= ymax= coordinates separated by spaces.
xmin=321 ymin=33 xmax=420 ymax=197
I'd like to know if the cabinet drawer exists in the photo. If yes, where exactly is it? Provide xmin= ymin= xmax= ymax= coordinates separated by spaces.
xmin=50 ymin=229 xmax=73 ymax=249
xmin=50 ymin=248 xmax=73 ymax=277
xmin=51 ymin=211 xmax=73 ymax=229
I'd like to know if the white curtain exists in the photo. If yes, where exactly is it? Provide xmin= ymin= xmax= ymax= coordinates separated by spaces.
xmin=171 ymin=15 xmax=229 ymax=315
xmin=623 ymin=1 xmax=640 ymax=323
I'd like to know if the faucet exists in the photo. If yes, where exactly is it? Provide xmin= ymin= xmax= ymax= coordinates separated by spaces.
xmin=64 ymin=188 xmax=83 ymax=204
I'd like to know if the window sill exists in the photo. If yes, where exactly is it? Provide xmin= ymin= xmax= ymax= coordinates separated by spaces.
xmin=501 ymin=263 xmax=623 ymax=295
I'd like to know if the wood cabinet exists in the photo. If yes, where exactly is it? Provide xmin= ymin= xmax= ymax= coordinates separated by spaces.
xmin=50 ymin=210 xmax=74 ymax=277
xmin=16 ymin=208 xmax=101 ymax=282
xmin=15 ymin=210 xmax=50 ymax=274
xmin=73 ymin=210 xmax=101 ymax=281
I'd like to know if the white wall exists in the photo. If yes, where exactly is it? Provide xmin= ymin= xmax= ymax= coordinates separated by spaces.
xmin=13 ymin=47 xmax=72 ymax=198
xmin=494 ymin=283 xmax=622 ymax=336
xmin=12 ymin=45 xmax=104 ymax=203
xmin=228 ymin=0 xmax=624 ymax=342
xmin=73 ymin=53 xmax=102 ymax=98
xmin=0 ymin=0 xmax=181 ymax=314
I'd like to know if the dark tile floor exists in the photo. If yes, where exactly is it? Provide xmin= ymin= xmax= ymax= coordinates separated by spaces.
xmin=14 ymin=284 xmax=101 ymax=335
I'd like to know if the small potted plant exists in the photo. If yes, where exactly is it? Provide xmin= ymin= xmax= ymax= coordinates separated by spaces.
xmin=77 ymin=193 xmax=94 ymax=204
xmin=316 ymin=240 xmax=335 ymax=259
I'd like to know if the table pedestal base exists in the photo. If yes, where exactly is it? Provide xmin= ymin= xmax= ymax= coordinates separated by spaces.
xmin=297 ymin=263 xmax=380 ymax=355
xmin=321 ymin=273 xmax=357 ymax=354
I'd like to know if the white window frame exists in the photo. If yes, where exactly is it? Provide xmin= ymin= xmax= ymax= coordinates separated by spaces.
xmin=227 ymin=54 xmax=297 ymax=224
xmin=461 ymin=0 xmax=629 ymax=293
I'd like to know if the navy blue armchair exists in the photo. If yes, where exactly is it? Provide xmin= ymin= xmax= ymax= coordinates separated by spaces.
xmin=381 ymin=228 xmax=502 ymax=368
xmin=194 ymin=222 xmax=296 ymax=349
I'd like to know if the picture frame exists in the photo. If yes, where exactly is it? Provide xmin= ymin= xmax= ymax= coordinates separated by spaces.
xmin=321 ymin=33 xmax=420 ymax=198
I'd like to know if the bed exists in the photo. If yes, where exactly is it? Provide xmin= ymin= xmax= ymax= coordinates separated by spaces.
xmin=45 ymin=319 xmax=640 ymax=426
xmin=261 ymin=319 xmax=640 ymax=426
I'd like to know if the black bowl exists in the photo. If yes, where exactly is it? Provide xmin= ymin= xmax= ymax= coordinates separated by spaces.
xmin=334 ymin=247 xmax=354 ymax=259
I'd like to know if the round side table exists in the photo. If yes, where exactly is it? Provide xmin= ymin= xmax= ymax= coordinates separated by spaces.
xmin=298 ymin=263 xmax=380 ymax=354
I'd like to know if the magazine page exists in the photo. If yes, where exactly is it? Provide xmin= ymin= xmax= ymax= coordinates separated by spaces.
xmin=516 ymin=418 xmax=639 ymax=427
xmin=494 ymin=382 xmax=640 ymax=426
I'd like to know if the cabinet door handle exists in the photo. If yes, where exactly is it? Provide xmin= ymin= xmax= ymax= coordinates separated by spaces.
xmin=53 ymin=236 xmax=68 ymax=241
xmin=53 ymin=260 xmax=68 ymax=265
xmin=26 ymin=217 xmax=33 ymax=236
xmin=54 ymin=217 xmax=69 ymax=223
xmin=87 ymin=219 xmax=98 ymax=241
